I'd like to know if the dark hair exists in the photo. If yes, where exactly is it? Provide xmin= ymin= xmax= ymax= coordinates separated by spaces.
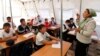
xmin=7 ymin=17 xmax=11 ymax=20
xmin=86 ymin=9 xmax=92 ymax=17
xmin=51 ymin=17 xmax=54 ymax=19
xmin=70 ymin=18 xmax=74 ymax=20
xmin=38 ymin=24 xmax=45 ymax=31
xmin=3 ymin=23 xmax=11 ymax=28
xmin=20 ymin=18 xmax=25 ymax=23
xmin=86 ymin=9 xmax=90 ymax=14
xmin=65 ymin=20 xmax=71 ymax=23
xmin=45 ymin=18 xmax=48 ymax=21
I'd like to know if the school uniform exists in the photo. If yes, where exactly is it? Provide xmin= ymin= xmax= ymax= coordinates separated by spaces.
xmin=62 ymin=24 xmax=76 ymax=42
xmin=69 ymin=22 xmax=76 ymax=29
xmin=50 ymin=20 xmax=57 ymax=26
xmin=36 ymin=32 xmax=50 ymax=49
xmin=17 ymin=25 xmax=28 ymax=34
xmin=0 ymin=29 xmax=15 ymax=38
xmin=26 ymin=26 xmax=35 ymax=33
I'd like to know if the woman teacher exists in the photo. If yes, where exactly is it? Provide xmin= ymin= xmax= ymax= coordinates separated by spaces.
xmin=75 ymin=8 xmax=97 ymax=56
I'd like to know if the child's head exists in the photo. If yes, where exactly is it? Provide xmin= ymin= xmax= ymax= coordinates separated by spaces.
xmin=45 ymin=18 xmax=48 ymax=22
xmin=70 ymin=18 xmax=74 ymax=22
xmin=7 ymin=17 xmax=11 ymax=22
xmin=51 ymin=17 xmax=54 ymax=21
xmin=3 ymin=23 xmax=11 ymax=32
xmin=65 ymin=20 xmax=71 ymax=25
xmin=38 ymin=24 xmax=46 ymax=33
xmin=20 ymin=18 xmax=26 ymax=26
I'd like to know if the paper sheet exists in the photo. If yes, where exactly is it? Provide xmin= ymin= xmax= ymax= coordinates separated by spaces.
xmin=23 ymin=33 xmax=33 ymax=38
xmin=52 ymin=42 xmax=61 ymax=48
xmin=68 ymin=30 xmax=75 ymax=35
xmin=50 ymin=26 xmax=57 ymax=29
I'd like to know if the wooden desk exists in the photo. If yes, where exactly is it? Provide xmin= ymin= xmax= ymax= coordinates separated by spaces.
xmin=48 ymin=25 xmax=60 ymax=30
xmin=48 ymin=26 xmax=60 ymax=37
xmin=0 ymin=34 xmax=35 ymax=49
xmin=0 ymin=33 xmax=35 ymax=56
xmin=31 ymin=41 xmax=71 ymax=56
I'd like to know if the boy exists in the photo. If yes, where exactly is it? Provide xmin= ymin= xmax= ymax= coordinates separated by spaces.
xmin=36 ymin=24 xmax=59 ymax=49
xmin=50 ymin=17 xmax=57 ymax=26
xmin=0 ymin=23 xmax=17 ymax=42
xmin=6 ymin=17 xmax=16 ymax=29
xmin=17 ymin=18 xmax=28 ymax=34
xmin=44 ymin=18 xmax=50 ymax=29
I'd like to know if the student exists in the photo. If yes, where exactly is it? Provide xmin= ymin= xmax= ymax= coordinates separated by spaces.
xmin=36 ymin=24 xmax=59 ymax=49
xmin=26 ymin=22 xmax=36 ymax=33
xmin=17 ymin=18 xmax=28 ymax=34
xmin=63 ymin=20 xmax=72 ymax=40
xmin=75 ymin=9 xmax=96 ymax=56
xmin=6 ymin=17 xmax=16 ymax=29
xmin=69 ymin=18 xmax=76 ymax=29
xmin=50 ymin=17 xmax=57 ymax=26
xmin=44 ymin=18 xmax=50 ymax=28
xmin=63 ymin=20 xmax=71 ymax=32
xmin=0 ymin=23 xmax=17 ymax=42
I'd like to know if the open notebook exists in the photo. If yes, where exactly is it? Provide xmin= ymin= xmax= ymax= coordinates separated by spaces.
xmin=52 ymin=42 xmax=61 ymax=48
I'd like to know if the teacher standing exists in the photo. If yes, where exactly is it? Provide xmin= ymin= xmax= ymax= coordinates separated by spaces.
xmin=75 ymin=8 xmax=97 ymax=56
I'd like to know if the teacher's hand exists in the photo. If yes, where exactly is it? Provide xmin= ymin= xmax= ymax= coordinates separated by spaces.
xmin=75 ymin=28 xmax=80 ymax=33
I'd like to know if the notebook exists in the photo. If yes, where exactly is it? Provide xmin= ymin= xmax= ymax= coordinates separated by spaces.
xmin=52 ymin=42 xmax=61 ymax=48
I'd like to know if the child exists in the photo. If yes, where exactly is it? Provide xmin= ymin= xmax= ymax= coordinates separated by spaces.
xmin=17 ymin=18 xmax=28 ymax=34
xmin=50 ymin=17 xmax=57 ymax=26
xmin=36 ymin=24 xmax=59 ymax=49
xmin=44 ymin=18 xmax=50 ymax=29
xmin=0 ymin=23 xmax=17 ymax=42
xmin=6 ymin=17 xmax=16 ymax=29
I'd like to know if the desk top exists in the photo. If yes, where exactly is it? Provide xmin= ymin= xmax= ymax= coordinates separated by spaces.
xmin=48 ymin=25 xmax=60 ymax=30
xmin=0 ymin=33 xmax=35 ymax=49
xmin=31 ymin=41 xmax=71 ymax=56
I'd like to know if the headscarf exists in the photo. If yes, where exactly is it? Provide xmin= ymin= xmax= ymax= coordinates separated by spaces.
xmin=88 ymin=9 xmax=97 ymax=17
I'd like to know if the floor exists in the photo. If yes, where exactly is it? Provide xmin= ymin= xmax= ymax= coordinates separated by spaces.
xmin=66 ymin=40 xmax=100 ymax=56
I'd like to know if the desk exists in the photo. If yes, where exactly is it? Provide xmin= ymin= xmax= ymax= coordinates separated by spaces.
xmin=48 ymin=26 xmax=60 ymax=37
xmin=0 ymin=34 xmax=35 ymax=49
xmin=31 ymin=41 xmax=71 ymax=56
xmin=0 ymin=33 xmax=35 ymax=56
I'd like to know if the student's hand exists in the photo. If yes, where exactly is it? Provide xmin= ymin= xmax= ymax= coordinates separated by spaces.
xmin=56 ymin=38 xmax=60 ymax=41
xmin=12 ymin=36 xmax=17 ymax=40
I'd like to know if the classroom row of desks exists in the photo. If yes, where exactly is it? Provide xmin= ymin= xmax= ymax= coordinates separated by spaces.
xmin=0 ymin=32 xmax=71 ymax=56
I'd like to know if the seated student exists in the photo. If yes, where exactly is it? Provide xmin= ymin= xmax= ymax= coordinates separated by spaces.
xmin=36 ymin=24 xmax=59 ymax=49
xmin=0 ymin=23 xmax=17 ymax=42
xmin=63 ymin=20 xmax=76 ymax=42
xmin=63 ymin=20 xmax=71 ymax=32
xmin=17 ymin=18 xmax=28 ymax=34
xmin=69 ymin=18 xmax=77 ymax=29
xmin=6 ymin=17 xmax=16 ymax=29
xmin=44 ymin=18 xmax=50 ymax=29
xmin=63 ymin=20 xmax=71 ymax=41
xmin=50 ymin=17 xmax=57 ymax=26
xmin=26 ymin=21 xmax=36 ymax=33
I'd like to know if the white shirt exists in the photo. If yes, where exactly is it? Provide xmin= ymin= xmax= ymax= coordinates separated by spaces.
xmin=36 ymin=32 xmax=50 ymax=45
xmin=0 ymin=29 xmax=15 ymax=38
xmin=63 ymin=24 xmax=69 ymax=32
